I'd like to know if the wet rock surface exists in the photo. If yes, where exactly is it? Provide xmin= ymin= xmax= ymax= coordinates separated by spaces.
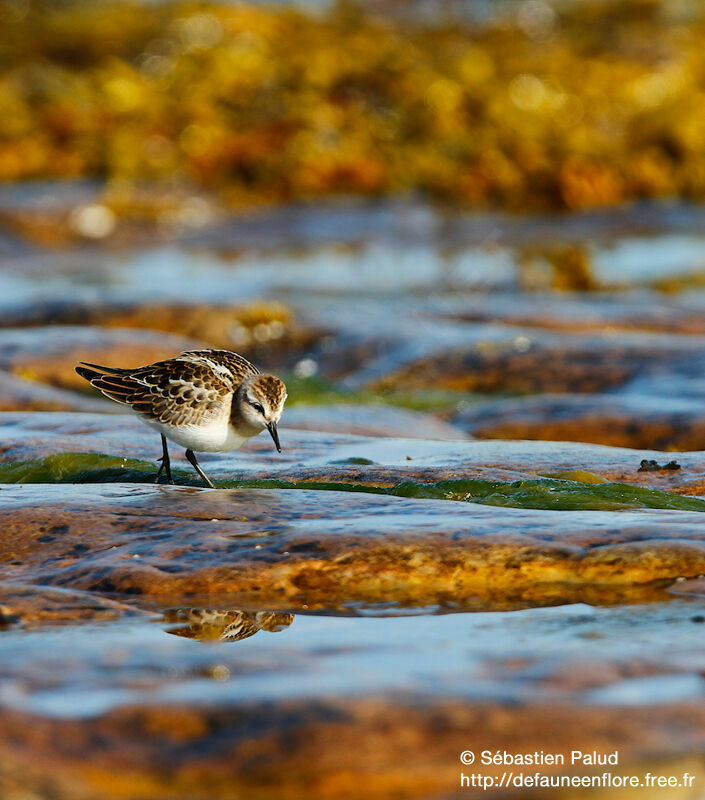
xmin=0 ymin=300 xmax=325 ymax=371
xmin=455 ymin=393 xmax=705 ymax=451
xmin=4 ymin=483 xmax=705 ymax=607
xmin=0 ymin=326 xmax=206 ymax=391
xmin=283 ymin=404 xmax=469 ymax=441
xmin=0 ymin=370 xmax=115 ymax=413
xmin=0 ymin=583 xmax=140 ymax=628
xmin=4 ymin=202 xmax=705 ymax=798
xmin=0 ymin=704 xmax=702 ymax=800
xmin=2 ymin=412 xmax=705 ymax=495
xmin=433 ymin=291 xmax=705 ymax=335
xmin=355 ymin=329 xmax=705 ymax=395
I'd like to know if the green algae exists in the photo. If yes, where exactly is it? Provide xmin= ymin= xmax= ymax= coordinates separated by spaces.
xmin=238 ymin=478 xmax=705 ymax=512
xmin=0 ymin=453 xmax=156 ymax=484
xmin=1 ymin=453 xmax=704 ymax=512
xmin=388 ymin=478 xmax=705 ymax=512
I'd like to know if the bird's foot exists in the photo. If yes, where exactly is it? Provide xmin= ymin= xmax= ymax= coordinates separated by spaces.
xmin=154 ymin=455 xmax=175 ymax=485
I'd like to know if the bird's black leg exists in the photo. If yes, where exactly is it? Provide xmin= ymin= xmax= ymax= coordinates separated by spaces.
xmin=185 ymin=449 xmax=215 ymax=489
xmin=155 ymin=435 xmax=174 ymax=484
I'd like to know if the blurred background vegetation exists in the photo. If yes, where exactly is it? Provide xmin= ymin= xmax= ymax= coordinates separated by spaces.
xmin=1 ymin=0 xmax=705 ymax=214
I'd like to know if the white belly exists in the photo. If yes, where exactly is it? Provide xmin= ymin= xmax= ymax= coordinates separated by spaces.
xmin=140 ymin=417 xmax=253 ymax=453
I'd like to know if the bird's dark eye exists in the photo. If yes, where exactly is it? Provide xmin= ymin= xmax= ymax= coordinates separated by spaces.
xmin=250 ymin=402 xmax=265 ymax=415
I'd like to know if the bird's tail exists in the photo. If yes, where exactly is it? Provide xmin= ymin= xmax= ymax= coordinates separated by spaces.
xmin=75 ymin=362 xmax=136 ymax=404
xmin=76 ymin=361 xmax=130 ymax=377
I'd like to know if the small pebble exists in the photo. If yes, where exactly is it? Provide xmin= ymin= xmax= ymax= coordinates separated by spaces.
xmin=210 ymin=664 xmax=230 ymax=681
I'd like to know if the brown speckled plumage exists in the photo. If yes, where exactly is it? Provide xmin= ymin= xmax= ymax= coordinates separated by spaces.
xmin=164 ymin=609 xmax=294 ymax=642
xmin=75 ymin=349 xmax=260 ymax=427
xmin=251 ymin=374 xmax=287 ymax=408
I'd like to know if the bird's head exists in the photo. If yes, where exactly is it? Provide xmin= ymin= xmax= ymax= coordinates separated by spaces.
xmin=234 ymin=374 xmax=287 ymax=452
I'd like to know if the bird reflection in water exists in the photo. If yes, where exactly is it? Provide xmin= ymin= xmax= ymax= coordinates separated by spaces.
xmin=163 ymin=608 xmax=294 ymax=642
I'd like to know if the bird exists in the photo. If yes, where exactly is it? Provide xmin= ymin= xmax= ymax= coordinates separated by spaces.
xmin=163 ymin=608 xmax=294 ymax=642
xmin=75 ymin=349 xmax=287 ymax=488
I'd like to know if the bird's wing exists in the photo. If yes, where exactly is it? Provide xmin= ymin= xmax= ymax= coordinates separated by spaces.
xmin=178 ymin=349 xmax=260 ymax=387
xmin=76 ymin=354 xmax=236 ymax=427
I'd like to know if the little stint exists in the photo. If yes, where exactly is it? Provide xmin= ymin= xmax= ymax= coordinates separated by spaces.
xmin=76 ymin=348 xmax=287 ymax=488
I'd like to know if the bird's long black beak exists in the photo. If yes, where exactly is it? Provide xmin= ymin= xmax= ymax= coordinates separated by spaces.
xmin=267 ymin=423 xmax=282 ymax=453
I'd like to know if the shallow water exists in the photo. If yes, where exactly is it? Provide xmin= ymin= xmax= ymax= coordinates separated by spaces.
xmin=4 ymin=600 xmax=705 ymax=719
xmin=3 ymin=202 xmax=705 ymax=312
